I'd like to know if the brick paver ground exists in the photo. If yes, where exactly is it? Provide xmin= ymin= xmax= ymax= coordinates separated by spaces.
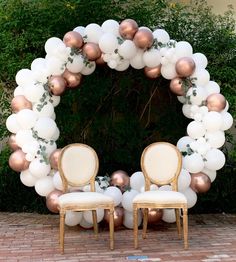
xmin=0 ymin=212 xmax=235 ymax=261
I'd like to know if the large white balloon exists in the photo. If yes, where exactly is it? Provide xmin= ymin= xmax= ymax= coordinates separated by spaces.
xmin=23 ymin=83 xmax=45 ymax=103
xmin=130 ymin=172 xmax=145 ymax=192
xmin=220 ymin=112 xmax=233 ymax=131
xmin=205 ymin=81 xmax=220 ymax=96
xmin=118 ymin=40 xmax=137 ymax=59
xmin=177 ymin=136 xmax=194 ymax=152
xmin=178 ymin=169 xmax=191 ymax=192
xmin=66 ymin=54 xmax=84 ymax=73
xmin=6 ymin=114 xmax=21 ymax=133
xmin=202 ymin=112 xmax=223 ymax=132
xmin=52 ymin=171 xmax=63 ymax=191
xmin=15 ymin=130 xmax=35 ymax=148
xmin=34 ymin=117 xmax=57 ymax=140
xmin=98 ymin=33 xmax=118 ymax=53
xmin=201 ymin=168 xmax=217 ymax=182
xmin=35 ymin=176 xmax=55 ymax=197
xmin=143 ymin=49 xmax=161 ymax=67
xmin=161 ymin=63 xmax=177 ymax=80
xmin=192 ymin=53 xmax=208 ymax=69
xmin=162 ymin=209 xmax=176 ymax=223
xmin=65 ymin=211 xmax=83 ymax=226
xmin=191 ymin=69 xmax=210 ymax=86
xmin=204 ymin=149 xmax=225 ymax=170
xmin=130 ymin=49 xmax=145 ymax=69
xmin=73 ymin=26 xmax=86 ymax=37
xmin=29 ymin=158 xmax=51 ymax=178
xmin=101 ymin=19 xmax=120 ymax=36
xmin=33 ymin=102 xmax=54 ymax=118
xmin=123 ymin=210 xmax=142 ymax=229
xmin=182 ymin=187 xmax=197 ymax=208
xmin=20 ymin=169 xmax=37 ymax=187
xmin=187 ymin=86 xmax=207 ymax=106
xmin=45 ymin=37 xmax=64 ymax=55
xmin=104 ymin=186 xmax=122 ymax=206
xmin=121 ymin=189 xmax=139 ymax=212
xmin=16 ymin=109 xmax=38 ymax=130
xmin=15 ymin=69 xmax=35 ymax=86
xmin=85 ymin=23 xmax=103 ymax=43
xmin=175 ymin=41 xmax=193 ymax=59
xmin=83 ymin=209 xmax=104 ymax=224
xmin=81 ymin=62 xmax=96 ymax=75
xmin=183 ymin=153 xmax=204 ymax=173
xmin=205 ymin=130 xmax=225 ymax=148
xmin=153 ymin=29 xmax=170 ymax=44
xmin=187 ymin=121 xmax=206 ymax=139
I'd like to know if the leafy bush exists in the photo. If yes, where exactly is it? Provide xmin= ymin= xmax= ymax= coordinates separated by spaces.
xmin=0 ymin=0 xmax=235 ymax=213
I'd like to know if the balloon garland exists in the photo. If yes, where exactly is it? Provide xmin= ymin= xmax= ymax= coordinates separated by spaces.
xmin=6 ymin=19 xmax=233 ymax=228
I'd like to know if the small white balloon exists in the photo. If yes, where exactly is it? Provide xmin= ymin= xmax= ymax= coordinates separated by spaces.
xmin=177 ymin=136 xmax=194 ymax=152
xmin=182 ymin=187 xmax=197 ymax=208
xmin=191 ymin=69 xmax=210 ymax=86
xmin=52 ymin=171 xmax=63 ymax=190
xmin=152 ymin=29 xmax=170 ymax=44
xmin=192 ymin=53 xmax=208 ymax=69
xmin=23 ymin=83 xmax=45 ymax=103
xmin=205 ymin=130 xmax=225 ymax=148
xmin=143 ymin=49 xmax=161 ymax=67
xmin=175 ymin=41 xmax=193 ymax=59
xmin=104 ymin=186 xmax=122 ymax=206
xmin=183 ymin=153 xmax=205 ymax=173
xmin=73 ymin=26 xmax=86 ymax=37
xmin=16 ymin=109 xmax=38 ymax=130
xmin=85 ymin=23 xmax=103 ymax=43
xmin=81 ymin=62 xmax=96 ymax=75
xmin=204 ymin=149 xmax=225 ymax=171
xmin=121 ymin=189 xmax=139 ymax=212
xmin=34 ymin=117 xmax=57 ymax=140
xmin=130 ymin=172 xmax=145 ymax=192
xmin=15 ymin=69 xmax=35 ymax=86
xmin=123 ymin=210 xmax=142 ymax=229
xmin=220 ymin=112 xmax=233 ymax=131
xmin=98 ymin=33 xmax=118 ymax=53
xmin=187 ymin=121 xmax=206 ymax=139
xmin=45 ymin=37 xmax=64 ymax=55
xmin=130 ymin=49 xmax=145 ymax=69
xmin=6 ymin=114 xmax=22 ymax=133
xmin=118 ymin=40 xmax=137 ymax=59
xmin=29 ymin=158 xmax=51 ymax=178
xmin=20 ymin=169 xmax=37 ymax=187
xmin=66 ymin=54 xmax=84 ymax=73
xmin=35 ymin=176 xmax=55 ymax=197
xmin=83 ymin=209 xmax=104 ymax=224
xmin=162 ymin=209 xmax=176 ymax=223
xmin=178 ymin=169 xmax=191 ymax=192
xmin=65 ymin=211 xmax=83 ymax=226
xmin=101 ymin=19 xmax=120 ymax=35
xmin=202 ymin=112 xmax=223 ymax=132
xmin=161 ymin=63 xmax=177 ymax=80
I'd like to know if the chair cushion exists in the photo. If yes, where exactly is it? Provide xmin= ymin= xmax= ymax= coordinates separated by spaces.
xmin=58 ymin=192 xmax=114 ymax=207
xmin=133 ymin=190 xmax=187 ymax=204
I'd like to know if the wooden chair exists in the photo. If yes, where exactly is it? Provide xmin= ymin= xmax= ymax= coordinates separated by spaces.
xmin=57 ymin=143 xmax=114 ymax=254
xmin=133 ymin=142 xmax=188 ymax=249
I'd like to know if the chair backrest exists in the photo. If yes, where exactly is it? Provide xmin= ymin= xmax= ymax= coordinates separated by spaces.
xmin=141 ymin=142 xmax=182 ymax=191
xmin=58 ymin=143 xmax=99 ymax=192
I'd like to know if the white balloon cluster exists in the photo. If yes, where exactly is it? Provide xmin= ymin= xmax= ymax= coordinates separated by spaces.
xmin=6 ymin=19 xmax=233 ymax=227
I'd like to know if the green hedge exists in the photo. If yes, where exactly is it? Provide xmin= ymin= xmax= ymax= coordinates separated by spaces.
xmin=0 ymin=0 xmax=235 ymax=213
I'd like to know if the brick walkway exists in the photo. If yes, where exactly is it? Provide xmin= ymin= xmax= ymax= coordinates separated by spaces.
xmin=0 ymin=213 xmax=236 ymax=261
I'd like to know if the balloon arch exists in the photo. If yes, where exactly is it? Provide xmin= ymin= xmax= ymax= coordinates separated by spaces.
xmin=6 ymin=19 xmax=233 ymax=228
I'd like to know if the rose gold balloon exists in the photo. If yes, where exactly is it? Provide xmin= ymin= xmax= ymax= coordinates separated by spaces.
xmin=133 ymin=29 xmax=154 ymax=49
xmin=46 ymin=189 xmax=63 ymax=213
xmin=144 ymin=65 xmax=161 ymax=79
xmin=11 ymin=95 xmax=32 ymax=113
xmin=95 ymin=54 xmax=106 ymax=65
xmin=63 ymin=31 xmax=84 ymax=49
xmin=49 ymin=76 xmax=67 ymax=95
xmin=49 ymin=149 xmax=62 ymax=170
xmin=8 ymin=134 xmax=20 ymax=151
xmin=170 ymin=77 xmax=185 ymax=95
xmin=206 ymin=93 xmax=226 ymax=112
xmin=110 ymin=170 xmax=130 ymax=192
xmin=104 ymin=207 xmax=124 ymax=228
xmin=119 ymin=19 xmax=138 ymax=40
xmin=62 ymin=69 xmax=82 ymax=88
xmin=147 ymin=208 xmax=163 ymax=224
xmin=9 ymin=149 xmax=30 ymax=172
xmin=190 ymin=172 xmax=211 ymax=193
xmin=82 ymin=42 xmax=101 ymax=61
xmin=175 ymin=57 xmax=196 ymax=77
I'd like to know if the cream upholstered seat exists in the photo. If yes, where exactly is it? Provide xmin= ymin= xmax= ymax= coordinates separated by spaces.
xmin=133 ymin=142 xmax=188 ymax=249
xmin=57 ymin=143 xmax=115 ymax=254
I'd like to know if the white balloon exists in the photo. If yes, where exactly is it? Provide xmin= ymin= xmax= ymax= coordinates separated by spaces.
xmin=162 ymin=209 xmax=176 ymax=223
xmin=115 ymin=60 xmax=130 ymax=71
xmin=118 ymin=40 xmax=137 ymax=59
xmin=31 ymin=58 xmax=46 ymax=71
xmin=182 ymin=104 xmax=192 ymax=119
xmin=202 ymin=112 xmax=223 ymax=132
xmin=205 ymin=81 xmax=220 ymax=96
xmin=123 ymin=210 xmax=142 ymax=229
xmin=192 ymin=53 xmax=208 ymax=69
xmin=33 ymin=102 xmax=54 ymax=118
xmin=201 ymin=168 xmax=217 ymax=182
xmin=204 ymin=149 xmax=225 ymax=170
xmin=23 ymin=83 xmax=45 ymax=103
xmin=45 ymin=37 xmax=63 ymax=55
xmin=15 ymin=69 xmax=35 ymax=86
xmin=220 ymin=112 xmax=233 ymax=131
xmin=182 ymin=187 xmax=197 ymax=208
xmin=187 ymin=86 xmax=208 ymax=106
xmin=143 ymin=49 xmax=161 ymax=67
xmin=187 ymin=121 xmax=206 ymax=139
xmin=205 ymin=130 xmax=225 ymax=148
xmin=52 ymin=171 xmax=63 ymax=190
xmin=191 ymin=69 xmax=210 ymax=86
xmin=121 ymin=189 xmax=139 ymax=212
xmin=20 ymin=169 xmax=37 ymax=187
xmin=130 ymin=172 xmax=145 ymax=192
xmin=41 ymin=141 xmax=57 ymax=156
xmin=81 ymin=62 xmax=96 ymax=75
xmin=85 ymin=23 xmax=103 ymax=43
xmin=79 ymin=218 xmax=93 ymax=228
xmin=29 ymin=158 xmax=51 ymax=178
xmin=35 ymin=176 xmax=55 ymax=197
xmin=98 ymin=33 xmax=118 ymax=53
xmin=104 ymin=186 xmax=122 ymax=206
xmin=152 ymin=29 xmax=170 ymax=44
xmin=15 ymin=130 xmax=35 ymax=148
xmin=73 ymin=26 xmax=86 ymax=37
xmin=102 ymin=19 xmax=120 ymax=35
xmin=159 ymin=185 xmax=172 ymax=191
xmin=16 ymin=109 xmax=38 ymax=130
xmin=107 ymin=60 xmax=117 ymax=69
xmin=183 ymin=153 xmax=205 ymax=173
xmin=178 ymin=169 xmax=191 ymax=192
xmin=46 ymin=56 xmax=65 ymax=75
xmin=14 ymin=86 xmax=24 ymax=97
xmin=130 ymin=49 xmax=145 ymax=69
xmin=51 ymin=127 xmax=60 ymax=141
xmin=177 ymin=136 xmax=194 ymax=152
xmin=177 ymin=96 xmax=186 ymax=104
xmin=51 ymin=95 xmax=61 ymax=107
xmin=66 ymin=54 xmax=84 ymax=73
xmin=175 ymin=41 xmax=193 ymax=59
xmin=65 ymin=211 xmax=83 ymax=226
xmin=34 ymin=117 xmax=57 ymax=140
xmin=6 ymin=114 xmax=21 ymax=133
xmin=83 ymin=209 xmax=104 ymax=224
xmin=161 ymin=63 xmax=177 ymax=80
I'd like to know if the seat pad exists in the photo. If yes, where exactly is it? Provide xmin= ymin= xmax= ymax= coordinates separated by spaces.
xmin=58 ymin=192 xmax=114 ymax=207
xmin=133 ymin=190 xmax=187 ymax=204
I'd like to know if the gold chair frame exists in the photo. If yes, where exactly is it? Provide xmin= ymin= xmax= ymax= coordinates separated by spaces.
xmin=133 ymin=142 xmax=188 ymax=249
xmin=58 ymin=143 xmax=114 ymax=254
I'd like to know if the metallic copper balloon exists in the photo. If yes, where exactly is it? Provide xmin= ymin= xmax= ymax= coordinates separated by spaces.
xmin=9 ymin=149 xmax=30 ymax=172
xmin=147 ymin=208 xmax=163 ymax=224
xmin=62 ymin=69 xmax=82 ymax=88
xmin=175 ymin=57 xmax=196 ymax=77
xmin=82 ymin=42 xmax=101 ymax=61
xmin=170 ymin=77 xmax=185 ymax=95
xmin=49 ymin=76 xmax=67 ymax=95
xmin=119 ymin=19 xmax=138 ymax=40
xmin=133 ymin=28 xmax=154 ymax=49
xmin=95 ymin=54 xmax=106 ymax=65
xmin=46 ymin=189 xmax=63 ymax=213
xmin=206 ymin=93 xmax=226 ymax=112
xmin=63 ymin=31 xmax=84 ymax=49
xmin=144 ymin=65 xmax=161 ymax=79
xmin=49 ymin=149 xmax=62 ymax=170
xmin=110 ymin=170 xmax=130 ymax=192
xmin=8 ymin=134 xmax=20 ymax=151
xmin=11 ymin=95 xmax=32 ymax=113
xmin=104 ymin=206 xmax=124 ymax=228
xmin=190 ymin=172 xmax=211 ymax=193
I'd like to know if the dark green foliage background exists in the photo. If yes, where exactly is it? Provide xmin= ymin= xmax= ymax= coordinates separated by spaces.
xmin=0 ymin=0 xmax=235 ymax=213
